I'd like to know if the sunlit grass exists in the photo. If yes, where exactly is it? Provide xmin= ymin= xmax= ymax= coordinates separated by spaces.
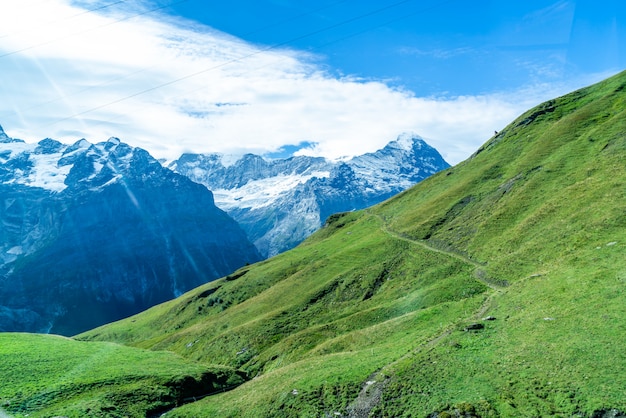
xmin=4 ymin=70 xmax=626 ymax=416
xmin=0 ymin=333 xmax=245 ymax=417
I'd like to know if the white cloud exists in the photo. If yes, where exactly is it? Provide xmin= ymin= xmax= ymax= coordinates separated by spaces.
xmin=0 ymin=1 xmax=613 ymax=165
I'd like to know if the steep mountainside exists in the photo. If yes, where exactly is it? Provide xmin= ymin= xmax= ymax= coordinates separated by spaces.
xmin=170 ymin=134 xmax=449 ymax=257
xmin=0 ymin=130 xmax=260 ymax=335
xmin=5 ymin=70 xmax=626 ymax=417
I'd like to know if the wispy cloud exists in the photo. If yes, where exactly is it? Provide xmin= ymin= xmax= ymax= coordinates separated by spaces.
xmin=397 ymin=45 xmax=475 ymax=60
xmin=0 ymin=0 xmax=611 ymax=165
xmin=522 ymin=0 xmax=574 ymax=25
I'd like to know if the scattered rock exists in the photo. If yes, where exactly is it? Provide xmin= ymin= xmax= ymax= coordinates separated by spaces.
xmin=482 ymin=316 xmax=496 ymax=321
xmin=291 ymin=389 xmax=299 ymax=395
xmin=346 ymin=373 xmax=389 ymax=418
xmin=543 ymin=317 xmax=555 ymax=321
xmin=591 ymin=408 xmax=626 ymax=418
xmin=464 ymin=323 xmax=484 ymax=331
xmin=607 ymin=242 xmax=618 ymax=246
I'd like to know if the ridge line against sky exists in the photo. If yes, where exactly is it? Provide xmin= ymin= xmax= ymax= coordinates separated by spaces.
xmin=0 ymin=0 xmax=623 ymax=164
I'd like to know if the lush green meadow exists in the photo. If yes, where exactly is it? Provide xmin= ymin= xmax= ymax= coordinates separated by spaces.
xmin=0 ymin=333 xmax=245 ymax=417
xmin=2 ymin=70 xmax=625 ymax=416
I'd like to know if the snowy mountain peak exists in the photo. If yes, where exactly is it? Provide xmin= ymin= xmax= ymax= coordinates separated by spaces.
xmin=0 ymin=132 xmax=71 ymax=192
xmin=391 ymin=132 xmax=425 ymax=150
xmin=35 ymin=138 xmax=65 ymax=154
xmin=0 ymin=125 xmax=261 ymax=335
xmin=104 ymin=137 xmax=121 ymax=151
xmin=0 ymin=131 xmax=156 ymax=193
xmin=72 ymin=138 xmax=91 ymax=150
xmin=171 ymin=134 xmax=450 ymax=257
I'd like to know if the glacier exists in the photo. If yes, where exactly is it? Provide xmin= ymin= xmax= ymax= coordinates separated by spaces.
xmin=171 ymin=133 xmax=450 ymax=257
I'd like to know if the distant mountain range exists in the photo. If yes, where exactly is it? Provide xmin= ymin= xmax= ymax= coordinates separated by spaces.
xmin=0 ymin=125 xmax=449 ymax=335
xmin=170 ymin=133 xmax=450 ymax=257
xmin=67 ymin=70 xmax=626 ymax=418
xmin=0 ymin=126 xmax=260 ymax=335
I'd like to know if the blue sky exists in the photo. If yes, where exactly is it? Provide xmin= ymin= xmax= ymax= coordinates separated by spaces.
xmin=165 ymin=0 xmax=624 ymax=94
xmin=0 ymin=0 xmax=623 ymax=164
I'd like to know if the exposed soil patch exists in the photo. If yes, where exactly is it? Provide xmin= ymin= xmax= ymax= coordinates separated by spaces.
xmin=346 ymin=373 xmax=389 ymax=418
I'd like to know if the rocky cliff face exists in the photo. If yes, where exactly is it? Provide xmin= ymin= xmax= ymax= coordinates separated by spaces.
xmin=0 ymin=125 xmax=261 ymax=335
xmin=171 ymin=133 xmax=450 ymax=257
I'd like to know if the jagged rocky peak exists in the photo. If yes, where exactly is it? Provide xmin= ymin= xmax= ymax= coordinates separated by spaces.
xmin=35 ymin=138 xmax=65 ymax=154
xmin=97 ymin=137 xmax=135 ymax=160
xmin=229 ymin=154 xmax=271 ymax=187
xmin=65 ymin=138 xmax=91 ymax=154
xmin=392 ymin=132 xmax=426 ymax=149
xmin=173 ymin=152 xmax=223 ymax=168
xmin=58 ymin=139 xmax=91 ymax=167
xmin=170 ymin=152 xmax=245 ymax=171
xmin=0 ymin=125 xmax=261 ymax=334
xmin=0 ymin=124 xmax=8 ymax=142
xmin=170 ymin=133 xmax=450 ymax=258
xmin=357 ymin=132 xmax=431 ymax=160
xmin=167 ymin=153 xmax=229 ymax=188
xmin=0 ymin=124 xmax=23 ymax=144
xmin=106 ymin=136 xmax=121 ymax=146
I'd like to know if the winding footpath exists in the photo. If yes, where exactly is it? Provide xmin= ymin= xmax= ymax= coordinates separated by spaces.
xmin=346 ymin=214 xmax=508 ymax=417
xmin=162 ymin=213 xmax=508 ymax=418
xmin=374 ymin=213 xmax=503 ymax=291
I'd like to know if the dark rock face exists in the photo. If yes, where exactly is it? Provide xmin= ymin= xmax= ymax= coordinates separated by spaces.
xmin=0 ymin=130 xmax=261 ymax=335
xmin=592 ymin=409 xmax=626 ymax=418
xmin=171 ymin=133 xmax=450 ymax=257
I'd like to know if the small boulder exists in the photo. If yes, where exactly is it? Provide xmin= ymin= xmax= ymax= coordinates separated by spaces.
xmin=464 ymin=323 xmax=484 ymax=331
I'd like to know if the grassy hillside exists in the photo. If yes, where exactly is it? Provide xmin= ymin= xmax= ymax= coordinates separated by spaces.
xmin=4 ymin=69 xmax=626 ymax=417
xmin=75 ymin=70 xmax=626 ymax=417
xmin=0 ymin=334 xmax=246 ymax=417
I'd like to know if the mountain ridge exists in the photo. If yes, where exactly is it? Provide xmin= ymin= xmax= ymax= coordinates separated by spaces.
xmin=0 ymin=131 xmax=261 ymax=335
xmin=170 ymin=133 xmax=450 ymax=257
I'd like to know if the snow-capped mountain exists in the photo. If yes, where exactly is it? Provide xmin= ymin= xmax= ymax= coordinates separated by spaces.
xmin=170 ymin=133 xmax=450 ymax=257
xmin=0 ymin=124 xmax=260 ymax=335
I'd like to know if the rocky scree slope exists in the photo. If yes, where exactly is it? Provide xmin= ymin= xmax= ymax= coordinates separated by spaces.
xmin=170 ymin=133 xmax=449 ymax=257
xmin=0 ymin=129 xmax=260 ymax=335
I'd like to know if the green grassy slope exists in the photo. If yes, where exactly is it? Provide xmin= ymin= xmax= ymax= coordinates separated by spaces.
xmin=367 ymin=71 xmax=626 ymax=417
xmin=13 ymin=69 xmax=626 ymax=417
xmin=0 ymin=333 xmax=246 ymax=417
